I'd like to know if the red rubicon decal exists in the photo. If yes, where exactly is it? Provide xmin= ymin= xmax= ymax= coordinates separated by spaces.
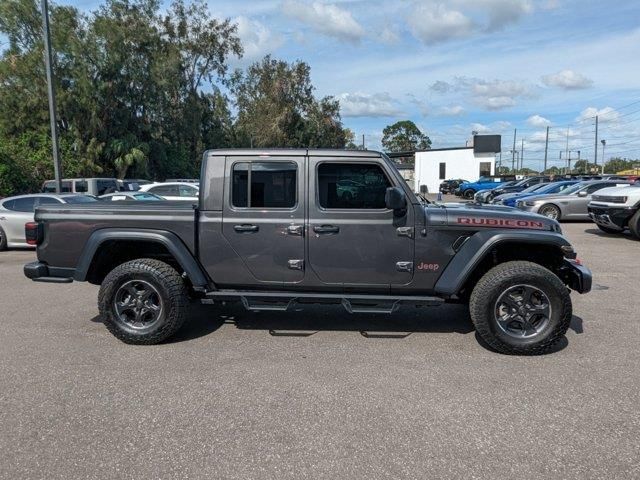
xmin=457 ymin=217 xmax=546 ymax=229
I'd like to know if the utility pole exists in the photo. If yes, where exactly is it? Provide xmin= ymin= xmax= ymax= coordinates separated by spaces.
xmin=41 ymin=0 xmax=63 ymax=193
xmin=565 ymin=125 xmax=570 ymax=175
xmin=362 ymin=134 xmax=365 ymax=150
xmin=594 ymin=115 xmax=599 ymax=168
xmin=543 ymin=126 xmax=549 ymax=173
xmin=520 ymin=139 xmax=524 ymax=172
xmin=512 ymin=128 xmax=517 ymax=172
xmin=601 ymin=139 xmax=606 ymax=175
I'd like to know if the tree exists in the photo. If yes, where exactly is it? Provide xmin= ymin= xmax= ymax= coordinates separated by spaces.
xmin=381 ymin=120 xmax=431 ymax=153
xmin=344 ymin=129 xmax=360 ymax=150
xmin=229 ymin=55 xmax=347 ymax=149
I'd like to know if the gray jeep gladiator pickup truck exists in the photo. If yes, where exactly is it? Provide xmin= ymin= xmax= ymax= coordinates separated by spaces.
xmin=24 ymin=149 xmax=591 ymax=354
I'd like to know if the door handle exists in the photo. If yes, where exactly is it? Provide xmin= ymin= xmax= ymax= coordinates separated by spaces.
xmin=234 ymin=224 xmax=259 ymax=233
xmin=313 ymin=225 xmax=340 ymax=234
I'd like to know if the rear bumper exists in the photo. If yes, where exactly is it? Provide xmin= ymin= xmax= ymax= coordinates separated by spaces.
xmin=588 ymin=205 xmax=634 ymax=230
xmin=24 ymin=261 xmax=74 ymax=283
xmin=561 ymin=259 xmax=592 ymax=294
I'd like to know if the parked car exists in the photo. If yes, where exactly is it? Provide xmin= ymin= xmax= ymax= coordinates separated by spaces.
xmin=439 ymin=179 xmax=467 ymax=194
xmin=42 ymin=178 xmax=119 ymax=196
xmin=166 ymin=178 xmax=199 ymax=184
xmin=456 ymin=175 xmax=517 ymax=199
xmin=474 ymin=180 xmax=519 ymax=203
xmin=588 ymin=183 xmax=640 ymax=238
xmin=138 ymin=182 xmax=199 ymax=202
xmin=0 ymin=194 xmax=98 ymax=250
xmin=495 ymin=180 xmax=579 ymax=207
xmin=24 ymin=149 xmax=592 ymax=355
xmin=515 ymin=180 xmax=632 ymax=220
xmin=100 ymin=192 xmax=165 ymax=202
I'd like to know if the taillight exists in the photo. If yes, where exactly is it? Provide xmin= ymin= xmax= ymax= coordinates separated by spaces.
xmin=25 ymin=222 xmax=42 ymax=246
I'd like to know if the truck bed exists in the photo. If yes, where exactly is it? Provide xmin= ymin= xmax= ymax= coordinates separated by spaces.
xmin=35 ymin=201 xmax=196 ymax=269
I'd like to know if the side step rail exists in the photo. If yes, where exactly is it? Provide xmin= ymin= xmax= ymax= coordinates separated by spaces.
xmin=203 ymin=290 xmax=443 ymax=314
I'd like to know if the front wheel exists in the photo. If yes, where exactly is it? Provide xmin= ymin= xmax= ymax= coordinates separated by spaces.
xmin=628 ymin=210 xmax=640 ymax=240
xmin=538 ymin=203 xmax=561 ymax=220
xmin=98 ymin=258 xmax=189 ymax=344
xmin=469 ymin=261 xmax=572 ymax=355
xmin=463 ymin=189 xmax=475 ymax=199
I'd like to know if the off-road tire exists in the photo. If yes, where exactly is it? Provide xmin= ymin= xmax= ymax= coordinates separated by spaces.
xmin=596 ymin=223 xmax=622 ymax=235
xmin=628 ymin=210 xmax=640 ymax=240
xmin=469 ymin=261 xmax=572 ymax=355
xmin=463 ymin=189 xmax=475 ymax=200
xmin=98 ymin=259 xmax=189 ymax=344
xmin=0 ymin=226 xmax=7 ymax=251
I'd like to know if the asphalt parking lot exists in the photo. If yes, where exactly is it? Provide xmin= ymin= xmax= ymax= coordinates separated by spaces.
xmin=1 ymin=222 xmax=639 ymax=479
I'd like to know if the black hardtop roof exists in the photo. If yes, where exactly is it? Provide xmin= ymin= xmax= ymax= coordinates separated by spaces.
xmin=204 ymin=148 xmax=385 ymax=158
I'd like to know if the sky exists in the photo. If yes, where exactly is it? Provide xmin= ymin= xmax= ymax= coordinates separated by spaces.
xmin=4 ymin=0 xmax=640 ymax=170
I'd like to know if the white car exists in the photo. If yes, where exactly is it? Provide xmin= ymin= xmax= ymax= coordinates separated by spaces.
xmin=138 ymin=182 xmax=199 ymax=202
xmin=588 ymin=183 xmax=640 ymax=238
xmin=0 ymin=194 xmax=98 ymax=249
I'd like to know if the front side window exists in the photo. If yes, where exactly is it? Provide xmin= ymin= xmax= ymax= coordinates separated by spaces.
xmin=318 ymin=163 xmax=390 ymax=209
xmin=232 ymin=162 xmax=297 ymax=208
xmin=149 ymin=185 xmax=179 ymax=196
xmin=35 ymin=197 xmax=62 ymax=207
xmin=97 ymin=180 xmax=118 ymax=195
xmin=179 ymin=185 xmax=198 ymax=197
xmin=74 ymin=180 xmax=88 ymax=193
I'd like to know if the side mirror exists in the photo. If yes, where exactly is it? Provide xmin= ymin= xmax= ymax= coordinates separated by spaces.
xmin=577 ymin=191 xmax=588 ymax=197
xmin=385 ymin=186 xmax=407 ymax=214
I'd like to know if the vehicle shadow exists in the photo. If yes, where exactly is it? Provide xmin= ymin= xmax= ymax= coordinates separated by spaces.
xmin=584 ymin=228 xmax=636 ymax=241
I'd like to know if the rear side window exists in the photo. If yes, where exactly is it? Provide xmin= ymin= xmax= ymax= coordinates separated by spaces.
xmin=586 ymin=183 xmax=612 ymax=194
xmin=232 ymin=162 xmax=297 ymax=208
xmin=179 ymin=185 xmax=198 ymax=197
xmin=149 ymin=185 xmax=179 ymax=196
xmin=97 ymin=180 xmax=118 ymax=195
xmin=74 ymin=180 xmax=88 ymax=193
xmin=6 ymin=197 xmax=37 ymax=212
xmin=64 ymin=195 xmax=98 ymax=204
xmin=317 ymin=163 xmax=390 ymax=209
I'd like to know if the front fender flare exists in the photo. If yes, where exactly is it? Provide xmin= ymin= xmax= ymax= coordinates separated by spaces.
xmin=74 ymin=228 xmax=210 ymax=289
xmin=434 ymin=230 xmax=571 ymax=296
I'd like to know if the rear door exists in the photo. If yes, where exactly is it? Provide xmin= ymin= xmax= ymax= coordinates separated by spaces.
xmin=222 ymin=156 xmax=305 ymax=285
xmin=2 ymin=197 xmax=37 ymax=244
xmin=307 ymin=156 xmax=415 ymax=289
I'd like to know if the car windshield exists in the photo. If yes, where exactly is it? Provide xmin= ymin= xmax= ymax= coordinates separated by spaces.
xmin=559 ymin=183 xmax=586 ymax=195
xmin=520 ymin=183 xmax=547 ymax=193
xmin=63 ymin=195 xmax=98 ymax=204
xmin=134 ymin=193 xmax=162 ymax=201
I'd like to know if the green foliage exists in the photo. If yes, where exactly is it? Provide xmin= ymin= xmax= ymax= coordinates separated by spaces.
xmin=603 ymin=157 xmax=640 ymax=174
xmin=381 ymin=120 xmax=431 ymax=153
xmin=0 ymin=0 xmax=352 ymax=195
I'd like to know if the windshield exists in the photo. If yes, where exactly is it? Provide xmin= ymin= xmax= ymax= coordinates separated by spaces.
xmin=63 ymin=195 xmax=98 ymax=204
xmin=134 ymin=193 xmax=163 ymax=201
xmin=520 ymin=183 xmax=547 ymax=193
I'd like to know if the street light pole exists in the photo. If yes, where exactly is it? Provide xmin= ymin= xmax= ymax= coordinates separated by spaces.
xmin=601 ymin=139 xmax=606 ymax=175
xmin=41 ymin=0 xmax=63 ymax=193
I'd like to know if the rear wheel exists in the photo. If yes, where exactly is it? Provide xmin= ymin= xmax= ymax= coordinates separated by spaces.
xmin=469 ymin=261 xmax=572 ymax=355
xmin=539 ymin=203 xmax=561 ymax=220
xmin=98 ymin=258 xmax=189 ymax=344
xmin=0 ymin=226 xmax=6 ymax=251
xmin=463 ymin=189 xmax=475 ymax=199
xmin=628 ymin=210 xmax=640 ymax=240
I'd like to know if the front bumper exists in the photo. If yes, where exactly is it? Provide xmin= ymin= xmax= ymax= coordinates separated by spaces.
xmin=560 ymin=259 xmax=592 ymax=294
xmin=588 ymin=205 xmax=635 ymax=230
xmin=24 ymin=261 xmax=74 ymax=283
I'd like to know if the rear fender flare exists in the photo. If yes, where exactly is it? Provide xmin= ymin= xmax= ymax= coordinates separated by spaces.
xmin=74 ymin=228 xmax=210 ymax=289
xmin=434 ymin=230 xmax=571 ymax=296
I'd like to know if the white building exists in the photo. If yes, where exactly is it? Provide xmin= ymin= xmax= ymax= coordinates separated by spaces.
xmin=413 ymin=147 xmax=494 ymax=193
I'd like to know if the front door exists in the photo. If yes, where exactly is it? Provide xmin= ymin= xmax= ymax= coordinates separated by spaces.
xmin=222 ymin=157 xmax=305 ymax=285
xmin=307 ymin=157 xmax=415 ymax=289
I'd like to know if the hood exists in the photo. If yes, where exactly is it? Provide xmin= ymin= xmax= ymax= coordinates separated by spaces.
xmin=438 ymin=202 xmax=560 ymax=231
xmin=593 ymin=185 xmax=636 ymax=196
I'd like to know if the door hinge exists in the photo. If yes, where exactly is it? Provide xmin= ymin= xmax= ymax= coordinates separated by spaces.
xmin=396 ymin=261 xmax=413 ymax=272
xmin=396 ymin=227 xmax=414 ymax=238
xmin=288 ymin=259 xmax=304 ymax=270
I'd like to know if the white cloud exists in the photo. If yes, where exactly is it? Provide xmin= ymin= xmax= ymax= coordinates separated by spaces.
xmin=463 ymin=0 xmax=532 ymax=31
xmin=527 ymin=114 xmax=552 ymax=127
xmin=408 ymin=4 xmax=474 ymax=45
xmin=281 ymin=0 xmax=365 ymax=43
xmin=542 ymin=69 xmax=594 ymax=89
xmin=432 ymin=77 xmax=531 ymax=110
xmin=439 ymin=105 xmax=465 ymax=116
xmin=234 ymin=16 xmax=284 ymax=61
xmin=577 ymin=106 xmax=620 ymax=123
xmin=338 ymin=92 xmax=402 ymax=117
xmin=481 ymin=96 xmax=517 ymax=110
xmin=380 ymin=26 xmax=400 ymax=44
